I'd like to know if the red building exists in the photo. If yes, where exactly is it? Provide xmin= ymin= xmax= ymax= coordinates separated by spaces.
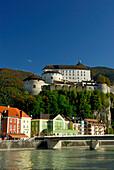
xmin=0 ymin=106 xmax=29 ymax=139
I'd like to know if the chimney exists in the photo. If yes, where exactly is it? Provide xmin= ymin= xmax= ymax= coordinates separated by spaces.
xmin=20 ymin=110 xmax=22 ymax=117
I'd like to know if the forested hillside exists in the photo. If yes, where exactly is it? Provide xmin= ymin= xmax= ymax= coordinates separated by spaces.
xmin=0 ymin=66 xmax=113 ymax=107
xmin=91 ymin=67 xmax=114 ymax=83
xmin=0 ymin=68 xmax=33 ymax=106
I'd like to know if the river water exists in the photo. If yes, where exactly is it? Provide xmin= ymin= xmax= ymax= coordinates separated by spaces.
xmin=0 ymin=146 xmax=114 ymax=169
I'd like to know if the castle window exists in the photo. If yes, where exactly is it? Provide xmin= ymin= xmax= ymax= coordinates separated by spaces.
xmin=33 ymin=85 xmax=36 ymax=88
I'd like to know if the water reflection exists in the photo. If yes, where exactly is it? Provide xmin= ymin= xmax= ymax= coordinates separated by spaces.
xmin=0 ymin=147 xmax=114 ymax=169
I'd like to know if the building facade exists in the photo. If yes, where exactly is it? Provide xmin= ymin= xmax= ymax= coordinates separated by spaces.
xmin=31 ymin=114 xmax=78 ymax=137
xmin=84 ymin=118 xmax=106 ymax=135
xmin=0 ymin=106 xmax=31 ymax=139
xmin=42 ymin=60 xmax=91 ymax=83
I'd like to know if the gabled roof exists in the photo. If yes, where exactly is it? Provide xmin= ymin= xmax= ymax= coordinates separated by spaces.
xmin=43 ymin=61 xmax=89 ymax=70
xmin=0 ymin=106 xmax=31 ymax=118
xmin=23 ymin=74 xmax=42 ymax=81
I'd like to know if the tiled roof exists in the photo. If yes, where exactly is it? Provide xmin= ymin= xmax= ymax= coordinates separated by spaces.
xmin=0 ymin=106 xmax=31 ymax=118
xmin=86 ymin=119 xmax=99 ymax=123
xmin=21 ymin=110 xmax=31 ymax=118
xmin=23 ymin=74 xmax=42 ymax=81
xmin=43 ymin=61 xmax=89 ymax=70
xmin=42 ymin=71 xmax=62 ymax=75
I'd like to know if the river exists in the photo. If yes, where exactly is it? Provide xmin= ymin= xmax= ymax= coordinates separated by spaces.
xmin=0 ymin=146 xmax=114 ymax=169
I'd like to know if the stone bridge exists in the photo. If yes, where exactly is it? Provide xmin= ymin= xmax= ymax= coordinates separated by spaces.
xmin=35 ymin=135 xmax=114 ymax=150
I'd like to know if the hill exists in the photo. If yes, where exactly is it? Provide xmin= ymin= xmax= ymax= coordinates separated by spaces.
xmin=0 ymin=68 xmax=34 ymax=106
xmin=91 ymin=67 xmax=114 ymax=83
xmin=0 ymin=68 xmax=33 ymax=90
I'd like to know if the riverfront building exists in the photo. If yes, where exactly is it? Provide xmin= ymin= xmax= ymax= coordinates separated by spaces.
xmin=0 ymin=106 xmax=31 ymax=139
xmin=31 ymin=114 xmax=78 ymax=137
xmin=84 ymin=118 xmax=106 ymax=135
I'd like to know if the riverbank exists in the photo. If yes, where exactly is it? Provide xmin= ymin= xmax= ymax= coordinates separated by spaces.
xmin=0 ymin=140 xmax=114 ymax=150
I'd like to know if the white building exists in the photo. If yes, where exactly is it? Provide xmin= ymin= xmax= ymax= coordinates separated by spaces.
xmin=20 ymin=111 xmax=31 ymax=138
xmin=42 ymin=60 xmax=91 ymax=83
xmin=84 ymin=118 xmax=106 ymax=135
xmin=42 ymin=71 xmax=63 ymax=84
xmin=23 ymin=74 xmax=47 ymax=96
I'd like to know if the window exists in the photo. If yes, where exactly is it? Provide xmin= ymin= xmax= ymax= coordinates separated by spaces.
xmin=14 ymin=125 xmax=16 ymax=129
xmin=18 ymin=126 xmax=19 ymax=129
xmin=14 ymin=119 xmax=16 ymax=123
xmin=27 ymin=125 xmax=28 ymax=128
xmin=32 ymin=122 xmax=34 ymax=125
xmin=23 ymin=120 xmax=25 ymax=123
xmin=51 ymin=77 xmax=53 ymax=79
xmin=33 ymin=85 xmax=36 ymax=88
xmin=27 ymin=120 xmax=28 ymax=123
xmin=23 ymin=125 xmax=25 ymax=128
xmin=10 ymin=125 xmax=12 ymax=128
xmin=69 ymin=77 xmax=71 ymax=79
xmin=36 ymin=122 xmax=38 ymax=125
xmin=10 ymin=119 xmax=12 ymax=123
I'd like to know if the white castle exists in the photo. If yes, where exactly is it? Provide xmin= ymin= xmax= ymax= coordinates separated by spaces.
xmin=23 ymin=61 xmax=110 ymax=96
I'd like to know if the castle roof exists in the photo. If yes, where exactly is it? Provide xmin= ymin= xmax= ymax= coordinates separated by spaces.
xmin=23 ymin=74 xmax=42 ymax=81
xmin=43 ymin=61 xmax=89 ymax=70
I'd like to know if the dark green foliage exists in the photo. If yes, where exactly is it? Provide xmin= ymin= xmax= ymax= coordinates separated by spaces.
xmin=11 ymin=89 xmax=110 ymax=119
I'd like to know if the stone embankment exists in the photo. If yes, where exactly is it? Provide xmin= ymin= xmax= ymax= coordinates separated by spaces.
xmin=0 ymin=140 xmax=114 ymax=150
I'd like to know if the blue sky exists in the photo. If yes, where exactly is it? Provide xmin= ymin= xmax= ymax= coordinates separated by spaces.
xmin=0 ymin=0 xmax=114 ymax=76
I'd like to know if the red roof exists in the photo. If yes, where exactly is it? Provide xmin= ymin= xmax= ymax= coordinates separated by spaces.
xmin=86 ymin=119 xmax=99 ymax=123
xmin=0 ymin=106 xmax=31 ymax=118
xmin=8 ymin=134 xmax=29 ymax=138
